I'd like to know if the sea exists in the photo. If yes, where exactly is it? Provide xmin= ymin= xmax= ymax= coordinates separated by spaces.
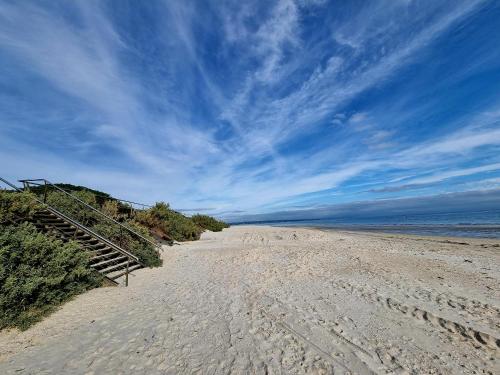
xmin=236 ymin=210 xmax=500 ymax=239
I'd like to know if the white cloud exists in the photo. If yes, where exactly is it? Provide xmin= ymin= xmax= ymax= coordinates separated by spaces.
xmin=406 ymin=163 xmax=500 ymax=185
xmin=0 ymin=0 xmax=497 ymax=216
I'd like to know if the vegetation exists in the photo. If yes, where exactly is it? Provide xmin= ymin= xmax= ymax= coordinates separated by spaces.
xmin=135 ymin=202 xmax=202 ymax=241
xmin=43 ymin=190 xmax=161 ymax=267
xmin=0 ymin=185 xmax=228 ymax=329
xmin=101 ymin=199 xmax=120 ymax=219
xmin=0 ymin=191 xmax=102 ymax=329
xmin=26 ymin=183 xmax=112 ymax=205
xmin=28 ymin=184 xmax=230 ymax=243
xmin=0 ymin=223 xmax=101 ymax=330
xmin=92 ymin=221 xmax=161 ymax=267
xmin=45 ymin=190 xmax=100 ymax=227
xmin=0 ymin=190 xmax=40 ymax=225
xmin=191 ymin=214 xmax=229 ymax=232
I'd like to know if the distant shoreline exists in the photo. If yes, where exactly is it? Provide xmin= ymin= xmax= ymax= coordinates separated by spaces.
xmin=232 ymin=222 xmax=500 ymax=239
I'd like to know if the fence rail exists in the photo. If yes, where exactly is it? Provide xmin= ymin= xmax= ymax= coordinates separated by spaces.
xmin=19 ymin=178 xmax=161 ymax=255
xmin=1 ymin=176 xmax=143 ymax=285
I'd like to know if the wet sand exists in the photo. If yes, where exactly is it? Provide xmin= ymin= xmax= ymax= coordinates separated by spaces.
xmin=0 ymin=225 xmax=498 ymax=374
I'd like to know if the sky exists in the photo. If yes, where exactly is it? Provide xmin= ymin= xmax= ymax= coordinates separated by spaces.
xmin=1 ymin=0 xmax=500 ymax=221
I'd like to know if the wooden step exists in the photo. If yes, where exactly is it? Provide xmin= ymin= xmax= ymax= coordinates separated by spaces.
xmin=42 ymin=218 xmax=66 ymax=224
xmin=31 ymin=208 xmax=144 ymax=286
xmin=109 ymin=264 xmax=142 ymax=280
xmin=88 ymin=246 xmax=113 ymax=254
xmin=91 ymin=255 xmax=128 ymax=269
xmin=84 ymin=242 xmax=107 ymax=249
xmin=99 ymin=260 xmax=133 ymax=275
xmin=75 ymin=234 xmax=92 ymax=241
xmin=91 ymin=251 xmax=121 ymax=262
xmin=53 ymin=225 xmax=74 ymax=231
xmin=59 ymin=227 xmax=77 ymax=233
xmin=50 ymin=221 xmax=72 ymax=226
xmin=34 ymin=214 xmax=57 ymax=219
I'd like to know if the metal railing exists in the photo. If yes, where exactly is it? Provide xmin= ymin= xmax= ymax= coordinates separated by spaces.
xmin=1 ymin=176 xmax=141 ymax=285
xmin=0 ymin=176 xmax=21 ymax=192
xmin=19 ymin=178 xmax=161 ymax=254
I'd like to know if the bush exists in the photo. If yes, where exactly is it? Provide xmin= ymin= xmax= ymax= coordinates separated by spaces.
xmin=101 ymin=200 xmax=120 ymax=220
xmin=41 ymin=190 xmax=162 ymax=267
xmin=191 ymin=214 xmax=229 ymax=232
xmin=45 ymin=190 xmax=100 ymax=226
xmin=0 ymin=223 xmax=101 ymax=330
xmin=0 ymin=191 xmax=40 ymax=225
xmin=135 ymin=202 xmax=203 ymax=241
xmin=91 ymin=221 xmax=161 ymax=267
xmin=28 ymin=183 xmax=112 ymax=206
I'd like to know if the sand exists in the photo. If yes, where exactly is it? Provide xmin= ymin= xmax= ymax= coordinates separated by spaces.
xmin=0 ymin=225 xmax=498 ymax=374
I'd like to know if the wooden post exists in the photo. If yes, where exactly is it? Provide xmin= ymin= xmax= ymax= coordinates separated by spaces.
xmin=43 ymin=181 xmax=48 ymax=203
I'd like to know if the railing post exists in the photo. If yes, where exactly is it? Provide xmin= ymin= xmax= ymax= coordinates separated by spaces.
xmin=119 ymin=226 xmax=123 ymax=248
xmin=43 ymin=180 xmax=48 ymax=203
xmin=125 ymin=259 xmax=129 ymax=287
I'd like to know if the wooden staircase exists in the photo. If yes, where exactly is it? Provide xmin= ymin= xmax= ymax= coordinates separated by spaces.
xmin=1 ymin=176 xmax=148 ymax=286
xmin=32 ymin=209 xmax=143 ymax=285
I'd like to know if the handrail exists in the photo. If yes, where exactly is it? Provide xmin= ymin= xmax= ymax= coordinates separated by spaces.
xmin=0 ymin=176 xmax=21 ymax=191
xmin=18 ymin=179 xmax=152 ymax=209
xmin=1 ymin=177 xmax=140 ymax=263
xmin=2 ymin=177 xmax=140 ymax=287
xmin=44 ymin=205 xmax=140 ymax=263
xmin=19 ymin=178 xmax=160 ymax=252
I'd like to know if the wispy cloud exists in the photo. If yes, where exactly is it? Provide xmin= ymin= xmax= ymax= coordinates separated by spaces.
xmin=227 ymin=188 xmax=500 ymax=223
xmin=369 ymin=163 xmax=500 ymax=193
xmin=0 ymin=0 xmax=499 ymax=218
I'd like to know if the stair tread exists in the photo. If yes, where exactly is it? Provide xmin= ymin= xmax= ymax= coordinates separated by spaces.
xmin=99 ymin=260 xmax=136 ymax=274
xmin=76 ymin=235 xmax=93 ymax=240
xmin=109 ymin=264 xmax=143 ymax=280
xmin=84 ymin=242 xmax=106 ymax=248
xmin=31 ymin=209 xmax=145 ymax=286
xmin=76 ymin=235 xmax=94 ymax=245
xmin=91 ymin=255 xmax=128 ymax=268
xmin=91 ymin=251 xmax=121 ymax=262
xmin=89 ymin=246 xmax=115 ymax=252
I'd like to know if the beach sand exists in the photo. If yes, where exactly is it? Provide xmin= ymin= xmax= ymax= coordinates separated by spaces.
xmin=0 ymin=225 xmax=498 ymax=374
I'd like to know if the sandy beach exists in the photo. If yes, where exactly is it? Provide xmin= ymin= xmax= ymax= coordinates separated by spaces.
xmin=0 ymin=225 xmax=498 ymax=374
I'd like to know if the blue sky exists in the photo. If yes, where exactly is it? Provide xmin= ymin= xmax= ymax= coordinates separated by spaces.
xmin=1 ymin=0 xmax=500 ymax=220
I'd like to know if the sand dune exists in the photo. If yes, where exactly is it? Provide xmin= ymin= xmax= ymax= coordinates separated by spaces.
xmin=0 ymin=225 xmax=498 ymax=374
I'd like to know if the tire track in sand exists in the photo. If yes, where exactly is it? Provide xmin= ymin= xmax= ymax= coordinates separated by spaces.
xmin=332 ymin=279 xmax=500 ymax=352
xmin=241 ymin=282 xmax=396 ymax=375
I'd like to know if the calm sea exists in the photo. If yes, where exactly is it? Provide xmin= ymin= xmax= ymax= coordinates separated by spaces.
xmin=237 ymin=211 xmax=500 ymax=239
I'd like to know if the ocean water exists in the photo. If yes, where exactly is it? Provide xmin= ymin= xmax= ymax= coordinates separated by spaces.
xmin=240 ymin=211 xmax=500 ymax=239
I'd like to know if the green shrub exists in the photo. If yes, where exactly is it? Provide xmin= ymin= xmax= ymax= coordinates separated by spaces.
xmin=39 ymin=190 xmax=162 ymax=267
xmin=191 ymin=214 xmax=229 ymax=232
xmin=0 ymin=223 xmax=101 ymax=330
xmin=28 ymin=183 xmax=112 ymax=206
xmin=45 ymin=190 xmax=100 ymax=226
xmin=135 ymin=202 xmax=203 ymax=241
xmin=101 ymin=200 xmax=120 ymax=220
xmin=91 ymin=221 xmax=161 ymax=267
xmin=0 ymin=191 xmax=40 ymax=225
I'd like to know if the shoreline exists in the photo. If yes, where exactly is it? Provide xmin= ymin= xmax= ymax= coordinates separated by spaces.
xmin=234 ymin=222 xmax=500 ymax=239
xmin=311 ymin=226 xmax=500 ymax=242
xmin=1 ymin=225 xmax=498 ymax=374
